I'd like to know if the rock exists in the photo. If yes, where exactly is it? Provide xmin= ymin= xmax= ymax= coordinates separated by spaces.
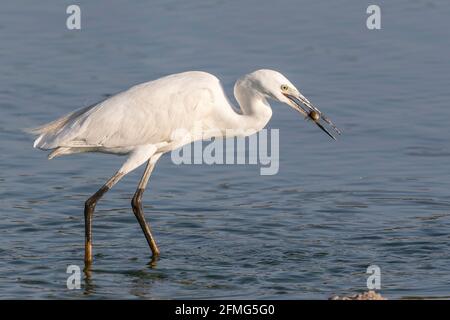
xmin=329 ymin=290 xmax=386 ymax=300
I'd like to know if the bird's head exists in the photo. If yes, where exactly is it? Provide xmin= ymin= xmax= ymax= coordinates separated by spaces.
xmin=244 ymin=69 xmax=341 ymax=140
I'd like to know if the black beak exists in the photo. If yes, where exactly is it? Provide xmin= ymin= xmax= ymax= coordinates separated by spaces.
xmin=315 ymin=120 xmax=337 ymax=141
xmin=284 ymin=93 xmax=341 ymax=141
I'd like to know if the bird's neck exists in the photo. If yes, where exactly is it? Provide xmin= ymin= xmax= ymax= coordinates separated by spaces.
xmin=226 ymin=86 xmax=272 ymax=136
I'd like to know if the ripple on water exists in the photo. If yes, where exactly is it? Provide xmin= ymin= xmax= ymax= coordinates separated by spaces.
xmin=1 ymin=0 xmax=450 ymax=299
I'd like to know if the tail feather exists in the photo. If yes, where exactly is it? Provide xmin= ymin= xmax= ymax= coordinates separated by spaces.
xmin=29 ymin=105 xmax=93 ymax=136
xmin=29 ymin=104 xmax=98 ymax=150
xmin=47 ymin=147 xmax=72 ymax=159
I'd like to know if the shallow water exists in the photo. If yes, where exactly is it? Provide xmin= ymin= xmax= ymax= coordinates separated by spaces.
xmin=1 ymin=0 xmax=450 ymax=299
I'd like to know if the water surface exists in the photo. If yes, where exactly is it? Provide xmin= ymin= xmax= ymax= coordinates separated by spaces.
xmin=0 ymin=0 xmax=450 ymax=299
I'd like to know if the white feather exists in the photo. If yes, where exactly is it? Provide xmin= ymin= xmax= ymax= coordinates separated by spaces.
xmin=32 ymin=69 xmax=307 ymax=172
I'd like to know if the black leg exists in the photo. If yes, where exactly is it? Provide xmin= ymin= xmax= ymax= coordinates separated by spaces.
xmin=131 ymin=160 xmax=160 ymax=257
xmin=84 ymin=172 xmax=124 ymax=264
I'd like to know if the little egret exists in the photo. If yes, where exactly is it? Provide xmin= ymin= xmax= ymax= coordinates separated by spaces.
xmin=31 ymin=69 xmax=340 ymax=263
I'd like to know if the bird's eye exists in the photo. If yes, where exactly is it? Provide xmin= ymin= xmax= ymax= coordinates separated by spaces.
xmin=281 ymin=85 xmax=289 ymax=91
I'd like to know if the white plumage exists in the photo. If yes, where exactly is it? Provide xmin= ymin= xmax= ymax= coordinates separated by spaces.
xmin=31 ymin=69 xmax=339 ymax=263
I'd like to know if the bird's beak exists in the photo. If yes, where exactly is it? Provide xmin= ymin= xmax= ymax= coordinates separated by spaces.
xmin=283 ymin=93 xmax=341 ymax=140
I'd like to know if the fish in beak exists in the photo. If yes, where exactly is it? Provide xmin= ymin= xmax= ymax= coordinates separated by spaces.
xmin=283 ymin=93 xmax=341 ymax=140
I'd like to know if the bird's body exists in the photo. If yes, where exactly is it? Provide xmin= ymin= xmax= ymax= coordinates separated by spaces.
xmin=33 ymin=71 xmax=273 ymax=164
xmin=31 ymin=69 xmax=339 ymax=264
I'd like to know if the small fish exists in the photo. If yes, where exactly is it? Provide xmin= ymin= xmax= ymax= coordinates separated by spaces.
xmin=309 ymin=110 xmax=320 ymax=121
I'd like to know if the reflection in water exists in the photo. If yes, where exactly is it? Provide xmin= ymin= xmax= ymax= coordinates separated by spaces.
xmin=81 ymin=254 xmax=161 ymax=297
xmin=147 ymin=256 xmax=159 ymax=269
xmin=83 ymin=263 xmax=95 ymax=296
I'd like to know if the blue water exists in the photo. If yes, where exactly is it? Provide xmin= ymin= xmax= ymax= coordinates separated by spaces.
xmin=1 ymin=0 xmax=450 ymax=299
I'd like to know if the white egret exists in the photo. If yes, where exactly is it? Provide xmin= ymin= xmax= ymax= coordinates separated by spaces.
xmin=31 ymin=69 xmax=340 ymax=263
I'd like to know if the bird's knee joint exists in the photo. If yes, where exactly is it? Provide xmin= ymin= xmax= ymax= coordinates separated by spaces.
xmin=85 ymin=198 xmax=96 ymax=210
xmin=131 ymin=189 xmax=144 ymax=209
xmin=131 ymin=196 xmax=141 ymax=209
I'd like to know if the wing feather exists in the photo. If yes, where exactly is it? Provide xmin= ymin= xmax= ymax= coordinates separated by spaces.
xmin=32 ymin=71 xmax=222 ymax=151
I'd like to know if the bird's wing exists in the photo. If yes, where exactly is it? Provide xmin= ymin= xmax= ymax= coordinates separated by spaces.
xmin=33 ymin=71 xmax=224 ymax=150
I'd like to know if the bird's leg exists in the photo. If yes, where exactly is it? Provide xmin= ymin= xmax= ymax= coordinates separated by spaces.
xmin=84 ymin=171 xmax=124 ymax=264
xmin=131 ymin=159 xmax=160 ymax=257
